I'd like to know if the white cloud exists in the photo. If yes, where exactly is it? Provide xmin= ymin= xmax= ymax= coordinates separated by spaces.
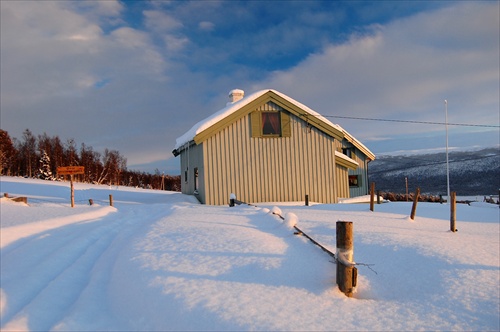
xmin=254 ymin=2 xmax=499 ymax=146
xmin=163 ymin=35 xmax=189 ymax=52
xmin=143 ymin=10 xmax=184 ymax=32
xmin=65 ymin=0 xmax=124 ymax=18
xmin=110 ymin=27 xmax=151 ymax=49
xmin=0 ymin=1 xmax=174 ymax=162
xmin=199 ymin=21 xmax=215 ymax=31
xmin=1 ymin=1 xmax=497 ymax=172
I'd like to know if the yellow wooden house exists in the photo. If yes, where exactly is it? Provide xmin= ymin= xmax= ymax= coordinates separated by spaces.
xmin=172 ymin=89 xmax=375 ymax=205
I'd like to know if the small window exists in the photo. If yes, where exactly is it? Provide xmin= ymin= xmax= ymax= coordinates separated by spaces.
xmin=343 ymin=148 xmax=353 ymax=158
xmin=262 ymin=112 xmax=281 ymax=136
xmin=251 ymin=111 xmax=291 ymax=138
xmin=349 ymin=175 xmax=361 ymax=187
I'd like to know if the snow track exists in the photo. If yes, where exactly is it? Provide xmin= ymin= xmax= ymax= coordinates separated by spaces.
xmin=0 ymin=204 xmax=174 ymax=331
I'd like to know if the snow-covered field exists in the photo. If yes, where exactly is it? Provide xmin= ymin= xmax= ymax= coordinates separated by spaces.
xmin=1 ymin=176 xmax=499 ymax=331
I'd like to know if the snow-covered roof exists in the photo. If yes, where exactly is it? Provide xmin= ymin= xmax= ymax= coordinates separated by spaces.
xmin=175 ymin=89 xmax=267 ymax=150
xmin=174 ymin=89 xmax=374 ymax=160
xmin=341 ymin=128 xmax=376 ymax=161
xmin=335 ymin=150 xmax=359 ymax=169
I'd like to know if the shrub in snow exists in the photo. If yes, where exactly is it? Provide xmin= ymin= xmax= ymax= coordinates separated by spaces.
xmin=284 ymin=212 xmax=298 ymax=229
xmin=271 ymin=206 xmax=282 ymax=216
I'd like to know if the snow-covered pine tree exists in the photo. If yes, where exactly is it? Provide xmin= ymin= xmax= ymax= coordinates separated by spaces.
xmin=38 ymin=150 xmax=53 ymax=180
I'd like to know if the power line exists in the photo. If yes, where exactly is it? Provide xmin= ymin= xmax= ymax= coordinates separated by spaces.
xmin=322 ymin=115 xmax=500 ymax=128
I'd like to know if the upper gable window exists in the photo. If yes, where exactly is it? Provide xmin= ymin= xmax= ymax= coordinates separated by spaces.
xmin=251 ymin=110 xmax=291 ymax=138
xmin=262 ymin=112 xmax=281 ymax=136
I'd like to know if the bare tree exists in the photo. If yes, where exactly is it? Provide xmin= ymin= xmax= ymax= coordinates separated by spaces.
xmin=19 ymin=129 xmax=37 ymax=177
xmin=2 ymin=128 xmax=180 ymax=191
xmin=97 ymin=149 xmax=127 ymax=185
xmin=80 ymin=143 xmax=102 ymax=183
xmin=0 ymin=129 xmax=17 ymax=176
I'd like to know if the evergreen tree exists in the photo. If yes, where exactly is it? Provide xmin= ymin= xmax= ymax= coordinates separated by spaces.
xmin=38 ymin=150 xmax=53 ymax=180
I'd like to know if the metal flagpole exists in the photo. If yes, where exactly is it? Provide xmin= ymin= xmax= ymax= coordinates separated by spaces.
xmin=445 ymin=100 xmax=450 ymax=203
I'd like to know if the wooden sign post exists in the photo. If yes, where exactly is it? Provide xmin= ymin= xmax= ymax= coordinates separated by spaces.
xmin=57 ymin=166 xmax=85 ymax=207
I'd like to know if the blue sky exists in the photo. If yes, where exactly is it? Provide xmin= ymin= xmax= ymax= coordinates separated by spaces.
xmin=1 ymin=1 xmax=498 ymax=174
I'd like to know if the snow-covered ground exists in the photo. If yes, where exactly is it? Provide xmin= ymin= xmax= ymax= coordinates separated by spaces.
xmin=1 ymin=176 xmax=499 ymax=331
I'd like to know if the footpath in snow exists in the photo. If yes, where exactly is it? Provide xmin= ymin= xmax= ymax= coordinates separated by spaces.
xmin=0 ymin=176 xmax=499 ymax=331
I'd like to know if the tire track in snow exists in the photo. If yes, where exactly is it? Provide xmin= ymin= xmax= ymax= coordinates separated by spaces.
xmin=0 ymin=204 xmax=174 ymax=331
xmin=1 ymin=214 xmax=122 ymax=329
xmin=1 ymin=206 xmax=116 ymax=249
xmin=53 ymin=205 xmax=177 ymax=330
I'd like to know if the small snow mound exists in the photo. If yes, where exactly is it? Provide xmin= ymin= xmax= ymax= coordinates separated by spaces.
xmin=261 ymin=207 xmax=270 ymax=214
xmin=271 ymin=206 xmax=282 ymax=216
xmin=284 ymin=212 xmax=298 ymax=229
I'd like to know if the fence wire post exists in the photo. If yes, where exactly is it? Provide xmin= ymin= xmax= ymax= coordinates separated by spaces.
xmin=336 ymin=221 xmax=357 ymax=297
xmin=410 ymin=187 xmax=420 ymax=220
xmin=450 ymin=191 xmax=457 ymax=232
xmin=370 ymin=183 xmax=375 ymax=211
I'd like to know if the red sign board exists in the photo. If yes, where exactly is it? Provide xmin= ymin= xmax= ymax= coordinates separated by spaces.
xmin=57 ymin=166 xmax=85 ymax=175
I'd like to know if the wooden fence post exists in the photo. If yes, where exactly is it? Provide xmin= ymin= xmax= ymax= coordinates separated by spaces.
xmin=305 ymin=194 xmax=309 ymax=206
xmin=410 ymin=187 xmax=420 ymax=220
xmin=336 ymin=221 xmax=357 ymax=297
xmin=109 ymin=194 xmax=113 ymax=207
xmin=450 ymin=191 xmax=457 ymax=232
xmin=3 ymin=193 xmax=8 ymax=198
xmin=405 ymin=177 xmax=409 ymax=201
xmin=70 ymin=175 xmax=75 ymax=208
xmin=377 ymin=190 xmax=381 ymax=204
xmin=370 ymin=182 xmax=375 ymax=211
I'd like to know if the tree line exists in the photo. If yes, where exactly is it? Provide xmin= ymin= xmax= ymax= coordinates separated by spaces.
xmin=0 ymin=129 xmax=180 ymax=191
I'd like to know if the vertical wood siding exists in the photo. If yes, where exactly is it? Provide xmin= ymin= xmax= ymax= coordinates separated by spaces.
xmin=336 ymin=164 xmax=350 ymax=199
xmin=180 ymin=143 xmax=205 ymax=202
xmin=202 ymin=102 xmax=341 ymax=205
xmin=348 ymin=148 xmax=369 ymax=197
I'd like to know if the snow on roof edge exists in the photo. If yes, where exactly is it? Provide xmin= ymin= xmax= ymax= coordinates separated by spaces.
xmin=174 ymin=89 xmax=375 ymax=160
xmin=335 ymin=150 xmax=359 ymax=166
xmin=174 ymin=89 xmax=270 ymax=150
xmin=269 ymin=90 xmax=344 ymax=133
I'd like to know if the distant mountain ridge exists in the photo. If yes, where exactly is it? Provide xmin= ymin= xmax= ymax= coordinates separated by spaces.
xmin=368 ymin=147 xmax=500 ymax=196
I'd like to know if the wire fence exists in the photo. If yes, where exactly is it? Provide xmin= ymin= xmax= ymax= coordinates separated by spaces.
xmin=3 ymin=194 xmax=112 ymax=207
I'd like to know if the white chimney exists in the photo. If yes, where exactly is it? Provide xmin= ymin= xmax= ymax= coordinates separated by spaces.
xmin=228 ymin=89 xmax=244 ymax=104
